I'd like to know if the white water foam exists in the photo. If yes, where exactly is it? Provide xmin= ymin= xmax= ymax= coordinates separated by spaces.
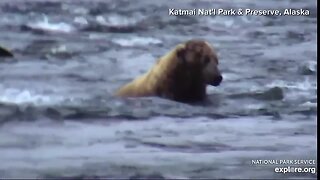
xmin=305 ymin=60 xmax=317 ymax=72
xmin=96 ymin=13 xmax=144 ymax=27
xmin=266 ymin=77 xmax=316 ymax=91
xmin=300 ymin=101 xmax=317 ymax=108
xmin=112 ymin=37 xmax=162 ymax=47
xmin=26 ymin=15 xmax=75 ymax=33
xmin=0 ymin=88 xmax=65 ymax=105
xmin=73 ymin=16 xmax=89 ymax=26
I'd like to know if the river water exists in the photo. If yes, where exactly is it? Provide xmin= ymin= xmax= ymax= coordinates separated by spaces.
xmin=0 ymin=0 xmax=317 ymax=179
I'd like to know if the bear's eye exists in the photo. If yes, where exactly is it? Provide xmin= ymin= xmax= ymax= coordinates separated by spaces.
xmin=203 ymin=56 xmax=210 ymax=65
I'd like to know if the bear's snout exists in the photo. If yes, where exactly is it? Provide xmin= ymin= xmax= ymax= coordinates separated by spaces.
xmin=211 ymin=75 xmax=223 ymax=86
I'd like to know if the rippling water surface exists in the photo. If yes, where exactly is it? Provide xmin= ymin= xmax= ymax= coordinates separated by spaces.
xmin=0 ymin=0 xmax=317 ymax=179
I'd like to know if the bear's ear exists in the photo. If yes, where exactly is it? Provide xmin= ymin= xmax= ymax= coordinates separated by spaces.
xmin=176 ymin=47 xmax=186 ymax=63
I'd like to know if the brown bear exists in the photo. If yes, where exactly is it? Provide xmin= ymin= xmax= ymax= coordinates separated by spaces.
xmin=115 ymin=39 xmax=223 ymax=103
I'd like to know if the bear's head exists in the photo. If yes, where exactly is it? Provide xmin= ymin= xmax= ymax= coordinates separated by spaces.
xmin=176 ymin=39 xmax=223 ymax=87
xmin=157 ymin=39 xmax=223 ymax=102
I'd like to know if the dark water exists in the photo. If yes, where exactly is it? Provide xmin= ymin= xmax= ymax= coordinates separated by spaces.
xmin=0 ymin=0 xmax=317 ymax=179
